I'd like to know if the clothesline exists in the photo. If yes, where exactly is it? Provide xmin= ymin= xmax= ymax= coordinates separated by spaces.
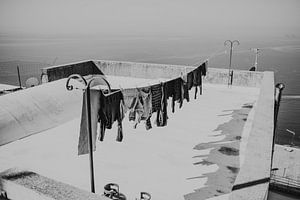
xmin=191 ymin=45 xmax=227 ymax=67
xmin=77 ymin=61 xmax=208 ymax=155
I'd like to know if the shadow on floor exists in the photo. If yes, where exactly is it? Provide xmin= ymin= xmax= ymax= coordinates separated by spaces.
xmin=184 ymin=102 xmax=255 ymax=200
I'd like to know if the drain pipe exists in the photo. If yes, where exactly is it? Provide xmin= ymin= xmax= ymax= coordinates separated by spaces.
xmin=271 ymin=83 xmax=285 ymax=169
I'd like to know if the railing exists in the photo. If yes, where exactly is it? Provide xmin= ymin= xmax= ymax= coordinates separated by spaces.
xmin=270 ymin=173 xmax=300 ymax=195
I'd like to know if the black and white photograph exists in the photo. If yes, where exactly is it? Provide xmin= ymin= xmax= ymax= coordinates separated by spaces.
xmin=0 ymin=0 xmax=299 ymax=199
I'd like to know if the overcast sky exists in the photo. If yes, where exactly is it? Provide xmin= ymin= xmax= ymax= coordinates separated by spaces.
xmin=1 ymin=0 xmax=300 ymax=38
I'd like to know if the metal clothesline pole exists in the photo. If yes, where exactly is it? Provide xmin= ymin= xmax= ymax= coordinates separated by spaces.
xmin=250 ymin=48 xmax=261 ymax=71
xmin=66 ymin=74 xmax=112 ymax=193
xmin=85 ymin=85 xmax=95 ymax=193
xmin=224 ymin=40 xmax=240 ymax=86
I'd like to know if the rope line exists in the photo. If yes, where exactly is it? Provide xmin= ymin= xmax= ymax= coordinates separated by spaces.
xmin=190 ymin=45 xmax=227 ymax=67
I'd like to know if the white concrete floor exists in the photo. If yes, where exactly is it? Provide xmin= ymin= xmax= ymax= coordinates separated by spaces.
xmin=272 ymin=144 xmax=300 ymax=181
xmin=0 ymin=83 xmax=259 ymax=199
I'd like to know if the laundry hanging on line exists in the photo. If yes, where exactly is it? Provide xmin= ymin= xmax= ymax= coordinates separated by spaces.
xmin=77 ymin=61 xmax=208 ymax=155
xmin=98 ymin=90 xmax=125 ymax=143
xmin=78 ymin=90 xmax=125 ymax=155
xmin=128 ymin=87 xmax=152 ymax=129
xmin=78 ymin=90 xmax=101 ymax=155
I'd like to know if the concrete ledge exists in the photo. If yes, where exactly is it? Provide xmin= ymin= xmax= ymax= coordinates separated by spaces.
xmin=0 ymin=168 xmax=108 ymax=200
xmin=0 ymin=79 xmax=82 ymax=146
xmin=42 ymin=60 xmax=103 ymax=82
xmin=94 ymin=60 xmax=263 ymax=88
xmin=229 ymin=72 xmax=275 ymax=200
xmin=93 ymin=59 xmax=194 ymax=79
xmin=204 ymin=68 xmax=263 ymax=88
xmin=41 ymin=59 xmax=264 ymax=88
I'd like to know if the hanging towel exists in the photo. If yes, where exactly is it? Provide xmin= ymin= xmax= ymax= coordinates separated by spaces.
xmin=78 ymin=90 xmax=101 ymax=155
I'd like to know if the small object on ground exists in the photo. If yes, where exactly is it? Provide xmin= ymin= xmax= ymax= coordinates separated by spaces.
xmin=103 ymin=183 xmax=126 ymax=200
xmin=138 ymin=192 xmax=151 ymax=200
xmin=0 ymin=190 xmax=7 ymax=199
xmin=284 ymin=147 xmax=294 ymax=152
xmin=249 ymin=66 xmax=256 ymax=71
xmin=25 ymin=77 xmax=39 ymax=88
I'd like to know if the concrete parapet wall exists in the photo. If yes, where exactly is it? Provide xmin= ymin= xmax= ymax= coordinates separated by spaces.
xmin=229 ymin=72 xmax=275 ymax=200
xmin=41 ymin=60 xmax=103 ymax=82
xmin=93 ymin=60 xmax=194 ymax=79
xmin=94 ymin=60 xmax=263 ymax=87
xmin=41 ymin=60 xmax=264 ymax=88
xmin=0 ymin=79 xmax=82 ymax=146
xmin=204 ymin=68 xmax=263 ymax=88
xmin=0 ymin=168 xmax=108 ymax=200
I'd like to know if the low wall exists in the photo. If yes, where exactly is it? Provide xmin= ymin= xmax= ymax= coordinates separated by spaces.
xmin=41 ymin=60 xmax=103 ymax=82
xmin=0 ymin=168 xmax=108 ymax=200
xmin=0 ymin=79 xmax=82 ymax=146
xmin=41 ymin=60 xmax=264 ymax=88
xmin=94 ymin=60 xmax=263 ymax=87
xmin=229 ymin=72 xmax=275 ymax=200
xmin=204 ymin=68 xmax=263 ymax=87
xmin=93 ymin=60 xmax=194 ymax=79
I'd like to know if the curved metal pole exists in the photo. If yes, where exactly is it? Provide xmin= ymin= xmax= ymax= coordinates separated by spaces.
xmin=66 ymin=74 xmax=111 ymax=193
xmin=66 ymin=74 xmax=88 ymax=91
xmin=86 ymin=75 xmax=112 ymax=93
xmin=224 ymin=40 xmax=240 ymax=86
xmin=85 ymin=75 xmax=112 ymax=193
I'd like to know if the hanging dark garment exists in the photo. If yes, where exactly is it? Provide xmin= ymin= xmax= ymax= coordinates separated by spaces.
xmin=98 ymin=90 xmax=125 ymax=142
xmin=187 ymin=71 xmax=194 ymax=90
xmin=193 ymin=66 xmax=203 ymax=99
xmin=183 ymin=80 xmax=190 ymax=102
xmin=145 ymin=118 xmax=152 ymax=130
xmin=181 ymin=73 xmax=190 ymax=103
xmin=151 ymin=84 xmax=162 ymax=112
xmin=165 ymin=79 xmax=175 ymax=100
xmin=78 ymin=90 xmax=101 ymax=155
xmin=164 ymin=78 xmax=185 ymax=113
xmin=156 ymin=83 xmax=168 ymax=127
xmin=197 ymin=61 xmax=208 ymax=96
xmin=170 ymin=78 xmax=183 ymax=113
xmin=201 ymin=61 xmax=207 ymax=76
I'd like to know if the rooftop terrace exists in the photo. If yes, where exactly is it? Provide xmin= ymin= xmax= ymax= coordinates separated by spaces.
xmin=0 ymin=60 xmax=274 ymax=200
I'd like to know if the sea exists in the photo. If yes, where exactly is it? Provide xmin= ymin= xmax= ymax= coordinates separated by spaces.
xmin=0 ymin=34 xmax=299 ymax=147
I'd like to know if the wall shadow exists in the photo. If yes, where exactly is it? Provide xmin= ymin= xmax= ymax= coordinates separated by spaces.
xmin=184 ymin=102 xmax=255 ymax=200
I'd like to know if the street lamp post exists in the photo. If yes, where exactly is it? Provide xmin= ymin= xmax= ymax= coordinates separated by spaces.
xmin=224 ymin=40 xmax=240 ymax=86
